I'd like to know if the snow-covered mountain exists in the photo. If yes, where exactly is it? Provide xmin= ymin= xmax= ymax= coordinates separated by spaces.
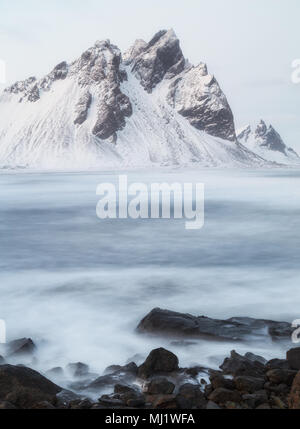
xmin=237 ymin=120 xmax=300 ymax=165
xmin=0 ymin=29 xmax=268 ymax=169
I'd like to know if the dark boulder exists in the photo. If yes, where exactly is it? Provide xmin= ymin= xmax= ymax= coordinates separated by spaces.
xmin=46 ymin=367 xmax=64 ymax=378
xmin=234 ymin=376 xmax=265 ymax=393
xmin=266 ymin=369 xmax=297 ymax=386
xmin=209 ymin=373 xmax=235 ymax=390
xmin=0 ymin=364 xmax=61 ymax=408
xmin=289 ymin=371 xmax=300 ymax=409
xmin=208 ymin=388 xmax=241 ymax=405
xmin=0 ymin=401 xmax=17 ymax=409
xmin=176 ymin=384 xmax=207 ymax=409
xmin=137 ymin=308 xmax=292 ymax=342
xmin=6 ymin=338 xmax=36 ymax=358
xmin=242 ymin=391 xmax=268 ymax=408
xmin=138 ymin=348 xmax=179 ymax=379
xmin=146 ymin=394 xmax=177 ymax=409
xmin=66 ymin=362 xmax=89 ymax=378
xmin=146 ymin=377 xmax=175 ymax=395
xmin=287 ymin=348 xmax=300 ymax=370
xmin=220 ymin=350 xmax=266 ymax=377
xmin=266 ymin=359 xmax=291 ymax=371
xmin=88 ymin=362 xmax=138 ymax=391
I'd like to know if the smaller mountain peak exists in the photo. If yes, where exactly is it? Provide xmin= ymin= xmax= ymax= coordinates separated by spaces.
xmin=255 ymin=119 xmax=268 ymax=137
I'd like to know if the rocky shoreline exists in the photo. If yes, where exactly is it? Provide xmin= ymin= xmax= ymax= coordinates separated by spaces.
xmin=0 ymin=308 xmax=300 ymax=410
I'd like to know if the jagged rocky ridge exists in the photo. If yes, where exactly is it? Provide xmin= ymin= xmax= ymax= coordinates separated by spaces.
xmin=237 ymin=120 xmax=300 ymax=164
xmin=0 ymin=29 xmax=267 ymax=169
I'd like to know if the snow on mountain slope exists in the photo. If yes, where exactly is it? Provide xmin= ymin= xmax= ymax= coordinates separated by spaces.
xmin=237 ymin=120 xmax=300 ymax=165
xmin=0 ymin=30 xmax=268 ymax=170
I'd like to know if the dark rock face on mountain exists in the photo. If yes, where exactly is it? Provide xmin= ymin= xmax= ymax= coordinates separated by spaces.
xmin=126 ymin=29 xmax=236 ymax=141
xmin=74 ymin=90 xmax=92 ymax=125
xmin=137 ymin=308 xmax=293 ymax=342
xmin=127 ymin=29 xmax=185 ymax=92
xmin=71 ymin=40 xmax=133 ymax=141
xmin=255 ymin=120 xmax=287 ymax=154
xmin=167 ymin=63 xmax=236 ymax=141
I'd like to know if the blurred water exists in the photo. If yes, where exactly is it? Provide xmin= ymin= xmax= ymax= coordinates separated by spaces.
xmin=0 ymin=168 xmax=300 ymax=377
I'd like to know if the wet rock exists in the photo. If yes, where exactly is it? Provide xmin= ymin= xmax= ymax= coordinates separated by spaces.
xmin=266 ymin=369 xmax=297 ymax=386
xmin=176 ymin=384 xmax=207 ymax=409
xmin=0 ymin=364 xmax=61 ymax=408
xmin=242 ymin=391 xmax=268 ymax=408
xmin=69 ymin=399 xmax=93 ymax=409
xmin=137 ymin=308 xmax=291 ymax=342
xmin=138 ymin=348 xmax=179 ymax=379
xmin=0 ymin=401 xmax=17 ymax=409
xmin=147 ymin=394 xmax=177 ymax=409
xmin=287 ymin=348 xmax=300 ymax=370
xmin=6 ymin=338 xmax=36 ymax=358
xmin=289 ymin=371 xmax=300 ymax=409
xmin=244 ymin=352 xmax=267 ymax=366
xmin=256 ymin=403 xmax=271 ymax=409
xmin=105 ymin=362 xmax=138 ymax=376
xmin=208 ymin=388 xmax=241 ymax=405
xmin=266 ymin=359 xmax=291 ymax=371
xmin=66 ymin=362 xmax=90 ymax=378
xmin=209 ymin=373 xmax=235 ymax=390
xmin=98 ymin=394 xmax=125 ymax=407
xmin=225 ymin=401 xmax=241 ymax=409
xmin=271 ymin=396 xmax=287 ymax=409
xmin=31 ymin=401 xmax=56 ymax=409
xmin=146 ymin=377 xmax=175 ymax=395
xmin=113 ymin=383 xmax=145 ymax=407
xmin=114 ymin=384 xmax=137 ymax=394
xmin=264 ymin=381 xmax=289 ymax=395
xmin=234 ymin=376 xmax=265 ymax=393
xmin=220 ymin=350 xmax=266 ymax=377
xmin=88 ymin=362 xmax=138 ymax=391
xmin=46 ymin=367 xmax=64 ymax=378
xmin=206 ymin=401 xmax=221 ymax=409
xmin=55 ymin=389 xmax=82 ymax=409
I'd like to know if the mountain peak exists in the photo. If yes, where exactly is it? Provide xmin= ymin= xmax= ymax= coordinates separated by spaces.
xmin=238 ymin=120 xmax=299 ymax=164
xmin=0 ymin=30 xmax=265 ymax=168
xmin=127 ymin=28 xmax=185 ymax=92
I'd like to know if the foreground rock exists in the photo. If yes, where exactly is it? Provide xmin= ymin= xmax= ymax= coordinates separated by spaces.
xmin=5 ymin=338 xmax=36 ymax=358
xmin=137 ymin=308 xmax=292 ymax=342
xmin=287 ymin=347 xmax=300 ymax=370
xmin=289 ymin=371 xmax=300 ymax=409
xmin=138 ymin=348 xmax=179 ymax=379
xmin=0 ymin=365 xmax=61 ymax=408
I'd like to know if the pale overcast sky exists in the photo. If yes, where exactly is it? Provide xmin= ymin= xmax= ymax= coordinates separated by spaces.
xmin=1 ymin=0 xmax=299 ymax=148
